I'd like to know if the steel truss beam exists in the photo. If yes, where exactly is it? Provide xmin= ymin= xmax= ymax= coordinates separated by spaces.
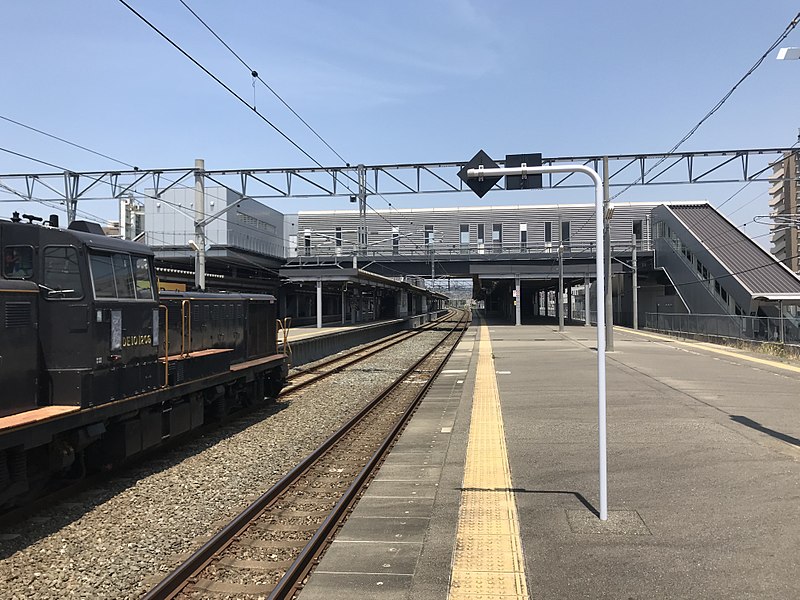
xmin=0 ymin=148 xmax=797 ymax=208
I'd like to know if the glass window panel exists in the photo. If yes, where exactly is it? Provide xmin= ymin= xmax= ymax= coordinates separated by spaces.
xmin=90 ymin=253 xmax=116 ymax=298
xmin=3 ymin=245 xmax=34 ymax=279
xmin=133 ymin=256 xmax=154 ymax=299
xmin=113 ymin=254 xmax=136 ymax=298
xmin=44 ymin=246 xmax=83 ymax=299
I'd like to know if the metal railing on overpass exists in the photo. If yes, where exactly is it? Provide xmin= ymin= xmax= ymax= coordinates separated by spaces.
xmin=289 ymin=238 xmax=651 ymax=263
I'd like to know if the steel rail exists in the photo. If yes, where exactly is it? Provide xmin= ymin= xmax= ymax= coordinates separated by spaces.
xmin=281 ymin=310 xmax=456 ymax=394
xmin=270 ymin=311 xmax=469 ymax=599
xmin=143 ymin=310 xmax=468 ymax=600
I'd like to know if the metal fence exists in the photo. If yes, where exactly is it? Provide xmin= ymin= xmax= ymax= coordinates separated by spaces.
xmin=644 ymin=312 xmax=800 ymax=345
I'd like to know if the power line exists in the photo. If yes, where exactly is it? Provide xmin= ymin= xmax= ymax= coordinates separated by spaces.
xmin=612 ymin=10 xmax=800 ymax=200
xmin=0 ymin=115 xmax=136 ymax=170
xmin=176 ymin=0 xmax=347 ymax=166
xmin=175 ymin=0 xmax=415 ymax=230
xmin=121 ymin=0 xmax=408 ymax=232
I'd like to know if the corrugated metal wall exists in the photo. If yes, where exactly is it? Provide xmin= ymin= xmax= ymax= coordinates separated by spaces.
xmin=296 ymin=202 xmax=657 ymax=255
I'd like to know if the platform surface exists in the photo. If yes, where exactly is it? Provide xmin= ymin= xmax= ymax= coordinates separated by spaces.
xmin=282 ymin=317 xmax=406 ymax=342
xmin=298 ymin=319 xmax=800 ymax=600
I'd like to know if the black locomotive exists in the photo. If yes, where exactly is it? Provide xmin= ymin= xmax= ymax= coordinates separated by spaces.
xmin=0 ymin=213 xmax=287 ymax=508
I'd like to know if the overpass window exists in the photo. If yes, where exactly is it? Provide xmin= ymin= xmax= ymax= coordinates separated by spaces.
xmin=392 ymin=227 xmax=399 ymax=254
xmin=633 ymin=219 xmax=643 ymax=242
xmin=335 ymin=227 xmax=342 ymax=247
xmin=477 ymin=224 xmax=485 ymax=245
xmin=544 ymin=222 xmax=552 ymax=246
xmin=520 ymin=223 xmax=527 ymax=249
xmin=492 ymin=224 xmax=502 ymax=249
xmin=460 ymin=224 xmax=469 ymax=246
xmin=304 ymin=229 xmax=311 ymax=256
xmin=561 ymin=221 xmax=570 ymax=245
xmin=425 ymin=225 xmax=434 ymax=247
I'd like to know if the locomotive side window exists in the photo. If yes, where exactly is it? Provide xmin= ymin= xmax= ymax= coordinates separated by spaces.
xmin=90 ymin=252 xmax=155 ymax=301
xmin=43 ymin=246 xmax=83 ymax=299
xmin=3 ymin=245 xmax=34 ymax=279
xmin=90 ymin=254 xmax=117 ymax=298
xmin=133 ymin=256 xmax=154 ymax=299
xmin=112 ymin=254 xmax=136 ymax=298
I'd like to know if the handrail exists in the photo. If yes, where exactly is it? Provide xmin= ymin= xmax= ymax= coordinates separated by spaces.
xmin=180 ymin=299 xmax=191 ymax=357
xmin=159 ymin=304 xmax=169 ymax=387
xmin=277 ymin=317 xmax=292 ymax=366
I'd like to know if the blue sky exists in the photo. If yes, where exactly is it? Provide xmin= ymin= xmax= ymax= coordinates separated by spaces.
xmin=1 ymin=1 xmax=799 ymax=246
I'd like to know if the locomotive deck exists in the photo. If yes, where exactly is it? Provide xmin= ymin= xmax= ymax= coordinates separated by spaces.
xmin=0 ymin=406 xmax=80 ymax=432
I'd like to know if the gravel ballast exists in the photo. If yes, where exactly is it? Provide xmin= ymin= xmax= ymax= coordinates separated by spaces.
xmin=0 ymin=327 xmax=454 ymax=599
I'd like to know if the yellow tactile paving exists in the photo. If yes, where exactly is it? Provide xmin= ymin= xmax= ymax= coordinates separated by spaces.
xmin=448 ymin=323 xmax=529 ymax=600
xmin=618 ymin=326 xmax=800 ymax=375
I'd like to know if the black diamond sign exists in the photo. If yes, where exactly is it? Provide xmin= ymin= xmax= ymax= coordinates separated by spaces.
xmin=505 ymin=153 xmax=543 ymax=190
xmin=458 ymin=149 xmax=501 ymax=198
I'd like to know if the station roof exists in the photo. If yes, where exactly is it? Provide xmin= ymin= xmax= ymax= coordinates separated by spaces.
xmin=668 ymin=204 xmax=800 ymax=299
xmin=279 ymin=266 xmax=447 ymax=300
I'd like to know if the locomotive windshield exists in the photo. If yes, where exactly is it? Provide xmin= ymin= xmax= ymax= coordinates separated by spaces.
xmin=42 ymin=246 xmax=83 ymax=299
xmin=89 ymin=251 xmax=154 ymax=300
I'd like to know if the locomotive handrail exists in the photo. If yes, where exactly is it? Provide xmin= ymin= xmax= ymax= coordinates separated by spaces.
xmin=277 ymin=317 xmax=292 ymax=366
xmin=159 ymin=304 xmax=169 ymax=387
xmin=180 ymin=300 xmax=191 ymax=357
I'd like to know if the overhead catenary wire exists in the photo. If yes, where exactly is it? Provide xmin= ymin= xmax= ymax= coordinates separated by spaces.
xmin=612 ymin=10 xmax=800 ymax=201
xmin=176 ymin=0 xmax=347 ymax=166
xmin=176 ymin=0 xmax=414 ymax=228
xmin=120 ymin=0 xmax=410 ymax=233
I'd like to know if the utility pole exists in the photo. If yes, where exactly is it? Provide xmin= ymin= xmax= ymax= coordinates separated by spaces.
xmin=558 ymin=243 xmax=565 ymax=332
xmin=357 ymin=164 xmax=367 ymax=255
xmin=603 ymin=156 xmax=614 ymax=350
xmin=194 ymin=158 xmax=206 ymax=291
xmin=430 ymin=241 xmax=435 ymax=290
xmin=632 ymin=233 xmax=638 ymax=330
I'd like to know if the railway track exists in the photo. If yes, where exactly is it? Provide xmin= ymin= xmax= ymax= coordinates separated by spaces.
xmin=143 ymin=309 xmax=469 ymax=599
xmin=282 ymin=310 xmax=457 ymax=394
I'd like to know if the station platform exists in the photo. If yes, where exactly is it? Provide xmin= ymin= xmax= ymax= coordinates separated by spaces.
xmin=280 ymin=312 xmax=446 ymax=366
xmin=298 ymin=318 xmax=800 ymax=599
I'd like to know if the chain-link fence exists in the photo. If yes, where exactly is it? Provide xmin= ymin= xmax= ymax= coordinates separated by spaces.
xmin=645 ymin=313 xmax=800 ymax=344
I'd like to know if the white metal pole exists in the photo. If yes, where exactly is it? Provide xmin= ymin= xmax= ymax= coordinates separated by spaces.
xmin=316 ymin=279 xmax=323 ymax=329
xmin=467 ymin=164 xmax=608 ymax=520
xmin=341 ymin=286 xmax=347 ymax=325
xmin=632 ymin=233 xmax=639 ymax=330
xmin=515 ymin=274 xmax=521 ymax=326
xmin=558 ymin=244 xmax=565 ymax=332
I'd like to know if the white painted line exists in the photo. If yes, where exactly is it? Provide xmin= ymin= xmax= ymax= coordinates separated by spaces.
xmin=441 ymin=369 xmax=468 ymax=374
xmin=496 ymin=370 xmax=512 ymax=375
xmin=441 ymin=426 xmax=453 ymax=433
xmin=456 ymin=379 xmax=464 ymax=384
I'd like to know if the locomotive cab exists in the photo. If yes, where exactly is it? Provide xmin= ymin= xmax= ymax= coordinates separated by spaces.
xmin=1 ymin=217 xmax=160 ymax=409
